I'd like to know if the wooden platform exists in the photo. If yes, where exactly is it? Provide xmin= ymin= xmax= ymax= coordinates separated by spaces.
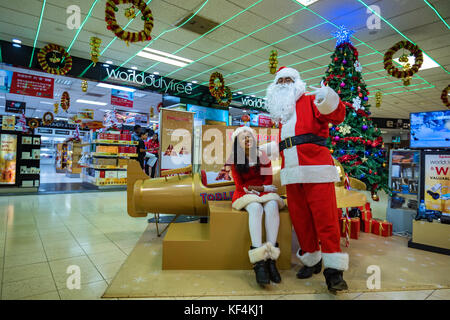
xmin=162 ymin=201 xmax=292 ymax=270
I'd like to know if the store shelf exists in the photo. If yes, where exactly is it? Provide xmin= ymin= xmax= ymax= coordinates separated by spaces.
xmin=92 ymin=139 xmax=138 ymax=145
xmin=83 ymin=174 xmax=127 ymax=186
xmin=92 ymin=152 xmax=138 ymax=158
xmin=86 ymin=165 xmax=127 ymax=170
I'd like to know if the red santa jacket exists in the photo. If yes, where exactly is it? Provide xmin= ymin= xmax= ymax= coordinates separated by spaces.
xmin=231 ymin=151 xmax=285 ymax=210
xmin=277 ymin=87 xmax=346 ymax=185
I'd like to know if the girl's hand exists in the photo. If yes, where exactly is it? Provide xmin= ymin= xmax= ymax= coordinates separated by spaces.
xmin=263 ymin=185 xmax=277 ymax=193
xmin=244 ymin=187 xmax=260 ymax=196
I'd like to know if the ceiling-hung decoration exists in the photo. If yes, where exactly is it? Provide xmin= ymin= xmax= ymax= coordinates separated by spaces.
xmin=81 ymin=80 xmax=88 ymax=92
xmin=28 ymin=119 xmax=39 ymax=130
xmin=269 ymin=50 xmax=278 ymax=75
xmin=89 ymin=37 xmax=102 ymax=66
xmin=441 ymin=85 xmax=449 ymax=109
xmin=216 ymin=86 xmax=232 ymax=107
xmin=209 ymin=72 xmax=225 ymax=98
xmin=37 ymin=44 xmax=73 ymax=75
xmin=105 ymin=0 xmax=154 ymax=46
xmin=375 ymin=91 xmax=382 ymax=108
xmin=383 ymin=41 xmax=423 ymax=85
xmin=42 ymin=112 xmax=54 ymax=126
xmin=60 ymin=91 xmax=70 ymax=112
xmin=54 ymin=102 xmax=59 ymax=114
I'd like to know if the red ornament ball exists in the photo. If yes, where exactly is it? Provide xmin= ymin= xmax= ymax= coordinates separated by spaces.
xmin=359 ymin=93 xmax=363 ymax=97
xmin=369 ymin=169 xmax=372 ymax=174
xmin=334 ymin=57 xmax=338 ymax=62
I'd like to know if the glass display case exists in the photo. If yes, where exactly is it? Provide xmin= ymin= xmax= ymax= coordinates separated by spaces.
xmin=387 ymin=149 xmax=421 ymax=234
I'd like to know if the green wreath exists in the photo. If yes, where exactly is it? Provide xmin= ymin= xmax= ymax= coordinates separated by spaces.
xmin=216 ymin=86 xmax=232 ymax=107
xmin=105 ymin=0 xmax=154 ymax=44
xmin=209 ymin=72 xmax=225 ymax=98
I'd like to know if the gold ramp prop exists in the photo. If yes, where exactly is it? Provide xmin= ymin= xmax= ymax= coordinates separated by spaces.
xmin=162 ymin=201 xmax=292 ymax=270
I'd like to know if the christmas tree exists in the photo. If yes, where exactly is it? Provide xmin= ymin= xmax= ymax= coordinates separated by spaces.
xmin=323 ymin=26 xmax=389 ymax=199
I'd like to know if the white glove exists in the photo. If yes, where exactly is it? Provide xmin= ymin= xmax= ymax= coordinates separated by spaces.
xmin=263 ymin=185 xmax=277 ymax=193
xmin=305 ymin=81 xmax=328 ymax=104
xmin=244 ymin=187 xmax=260 ymax=196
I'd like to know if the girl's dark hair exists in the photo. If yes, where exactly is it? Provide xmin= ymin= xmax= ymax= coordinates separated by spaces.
xmin=232 ymin=135 xmax=260 ymax=174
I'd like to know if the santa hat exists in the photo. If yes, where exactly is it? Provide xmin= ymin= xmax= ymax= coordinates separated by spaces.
xmin=231 ymin=126 xmax=257 ymax=144
xmin=274 ymin=66 xmax=301 ymax=83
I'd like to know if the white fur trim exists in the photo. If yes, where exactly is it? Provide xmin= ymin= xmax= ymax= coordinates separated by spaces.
xmin=259 ymin=141 xmax=279 ymax=160
xmin=315 ymin=87 xmax=339 ymax=115
xmin=296 ymin=249 xmax=321 ymax=267
xmin=266 ymin=242 xmax=280 ymax=260
xmin=280 ymin=165 xmax=340 ymax=185
xmin=232 ymin=193 xmax=285 ymax=211
xmin=248 ymin=243 xmax=269 ymax=263
xmin=322 ymin=252 xmax=349 ymax=271
xmin=275 ymin=67 xmax=301 ymax=83
xmin=231 ymin=126 xmax=257 ymax=144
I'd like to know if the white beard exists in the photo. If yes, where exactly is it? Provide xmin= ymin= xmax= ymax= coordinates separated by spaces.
xmin=265 ymin=80 xmax=306 ymax=124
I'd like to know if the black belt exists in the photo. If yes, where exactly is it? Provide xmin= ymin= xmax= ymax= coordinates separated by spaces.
xmin=279 ymin=134 xmax=327 ymax=152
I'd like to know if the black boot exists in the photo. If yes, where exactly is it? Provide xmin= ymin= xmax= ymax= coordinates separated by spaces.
xmin=323 ymin=268 xmax=348 ymax=293
xmin=266 ymin=259 xmax=281 ymax=283
xmin=253 ymin=260 xmax=270 ymax=286
xmin=296 ymin=259 xmax=322 ymax=279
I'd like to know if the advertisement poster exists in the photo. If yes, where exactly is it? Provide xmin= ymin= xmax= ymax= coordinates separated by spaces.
xmin=2 ymin=115 xmax=16 ymax=131
xmin=77 ymin=109 xmax=94 ymax=120
xmin=160 ymin=109 xmax=194 ymax=173
xmin=9 ymin=72 xmax=54 ymax=99
xmin=0 ymin=134 xmax=17 ymax=185
xmin=5 ymin=100 xmax=26 ymax=114
xmin=111 ymin=89 xmax=134 ymax=108
xmin=0 ymin=69 xmax=13 ymax=93
xmin=423 ymin=153 xmax=450 ymax=214
xmin=186 ymin=104 xmax=229 ymax=125
xmin=200 ymin=125 xmax=279 ymax=185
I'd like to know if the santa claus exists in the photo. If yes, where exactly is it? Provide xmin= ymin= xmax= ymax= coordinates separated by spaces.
xmin=263 ymin=66 xmax=348 ymax=292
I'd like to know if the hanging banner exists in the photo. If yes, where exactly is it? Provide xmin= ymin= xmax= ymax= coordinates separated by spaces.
xmin=1 ymin=115 xmax=15 ymax=130
xmin=111 ymin=89 xmax=134 ymax=108
xmin=0 ymin=133 xmax=17 ymax=185
xmin=9 ymin=71 xmax=54 ymax=98
xmin=423 ymin=153 xmax=450 ymax=214
xmin=160 ymin=109 xmax=194 ymax=174
xmin=77 ymin=109 xmax=94 ymax=120
xmin=200 ymin=125 xmax=279 ymax=185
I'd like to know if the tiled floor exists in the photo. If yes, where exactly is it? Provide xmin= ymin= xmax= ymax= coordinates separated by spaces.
xmin=0 ymin=191 xmax=448 ymax=300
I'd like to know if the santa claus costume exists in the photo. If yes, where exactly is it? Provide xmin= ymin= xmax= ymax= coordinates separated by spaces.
xmin=229 ymin=126 xmax=285 ymax=286
xmin=264 ymin=66 xmax=349 ymax=292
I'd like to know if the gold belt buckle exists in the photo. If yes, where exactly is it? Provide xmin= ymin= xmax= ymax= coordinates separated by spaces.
xmin=285 ymin=137 xmax=293 ymax=149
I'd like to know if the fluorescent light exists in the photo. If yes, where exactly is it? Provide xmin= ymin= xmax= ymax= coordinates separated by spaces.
xmin=137 ymin=51 xmax=189 ymax=67
xmin=40 ymin=101 xmax=53 ymax=105
xmin=96 ymin=83 xmax=136 ymax=92
xmin=76 ymin=99 xmax=107 ymax=106
xmin=12 ymin=43 xmax=21 ymax=48
xmin=105 ymin=60 xmax=113 ymax=64
xmin=131 ymin=66 xmax=137 ymax=70
xmin=127 ymin=69 xmax=133 ymax=72
xmin=251 ymin=95 xmax=256 ymax=97
xmin=237 ymin=91 xmax=243 ymax=94
xmin=153 ymin=71 xmax=159 ymax=75
xmin=103 ymin=63 xmax=110 ymax=67
xmin=0 ymin=96 xmax=5 ymax=99
xmin=393 ymin=53 xmax=439 ymax=70
xmin=296 ymin=0 xmax=320 ymax=6
xmin=192 ymin=80 xmax=198 ymax=84
xmin=12 ymin=38 xmax=21 ymax=44
xmin=142 ymin=48 xmax=193 ymax=63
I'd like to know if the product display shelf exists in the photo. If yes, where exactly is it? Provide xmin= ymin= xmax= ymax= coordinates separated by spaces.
xmin=66 ymin=141 xmax=82 ymax=177
xmin=92 ymin=139 xmax=138 ymax=145
xmin=17 ymin=133 xmax=41 ymax=190
xmin=55 ymin=142 xmax=68 ymax=173
xmin=91 ymin=152 xmax=138 ymax=158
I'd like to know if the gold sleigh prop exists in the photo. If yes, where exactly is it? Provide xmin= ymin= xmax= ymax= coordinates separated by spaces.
xmin=126 ymin=158 xmax=367 ymax=218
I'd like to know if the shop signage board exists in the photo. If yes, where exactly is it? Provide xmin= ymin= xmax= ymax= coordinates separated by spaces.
xmin=241 ymin=97 xmax=266 ymax=108
xmin=5 ymin=100 xmax=26 ymax=114
xmin=111 ymin=88 xmax=134 ymax=108
xmin=0 ymin=133 xmax=17 ymax=185
xmin=160 ymin=109 xmax=194 ymax=174
xmin=9 ymin=71 xmax=54 ymax=99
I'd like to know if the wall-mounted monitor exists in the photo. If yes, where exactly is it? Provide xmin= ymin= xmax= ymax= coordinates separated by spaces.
xmin=410 ymin=110 xmax=450 ymax=149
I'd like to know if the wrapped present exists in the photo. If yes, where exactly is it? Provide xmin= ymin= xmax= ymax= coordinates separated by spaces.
xmin=361 ymin=208 xmax=372 ymax=221
xmin=361 ymin=218 xmax=373 ymax=233
xmin=340 ymin=217 xmax=360 ymax=240
xmin=371 ymin=219 xmax=392 ymax=237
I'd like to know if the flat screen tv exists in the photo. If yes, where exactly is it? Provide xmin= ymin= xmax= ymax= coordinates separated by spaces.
xmin=410 ymin=110 xmax=450 ymax=149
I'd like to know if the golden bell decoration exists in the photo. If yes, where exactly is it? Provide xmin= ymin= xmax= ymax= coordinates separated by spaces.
xmin=150 ymin=107 xmax=154 ymax=118
xmin=54 ymin=103 xmax=59 ymax=114
xmin=124 ymin=6 xmax=136 ymax=19
xmin=81 ymin=80 xmax=88 ymax=92
xmin=382 ymin=162 xmax=386 ymax=168
xmin=399 ymin=58 xmax=412 ymax=86
xmin=330 ymin=149 xmax=334 ymax=153
xmin=375 ymin=91 xmax=382 ymax=108
xmin=89 ymin=37 xmax=102 ymax=66
xmin=399 ymin=53 xmax=409 ymax=63
xmin=372 ymin=193 xmax=380 ymax=201
xmin=340 ymin=66 xmax=345 ymax=71
xmin=269 ymin=50 xmax=278 ymax=74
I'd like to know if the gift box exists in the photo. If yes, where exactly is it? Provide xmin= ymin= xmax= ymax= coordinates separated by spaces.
xmin=371 ymin=219 xmax=392 ymax=237
xmin=361 ymin=218 xmax=373 ymax=233
xmin=339 ymin=217 xmax=360 ymax=240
